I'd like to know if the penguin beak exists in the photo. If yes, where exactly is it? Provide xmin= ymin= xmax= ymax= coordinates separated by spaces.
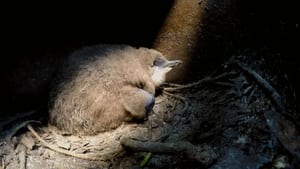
xmin=162 ymin=60 xmax=182 ymax=68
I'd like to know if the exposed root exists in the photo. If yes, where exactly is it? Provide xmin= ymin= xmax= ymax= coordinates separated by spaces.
xmin=234 ymin=61 xmax=285 ymax=112
xmin=164 ymin=72 xmax=236 ymax=92
xmin=164 ymin=83 xmax=186 ymax=88
xmin=120 ymin=137 xmax=216 ymax=165
xmin=0 ymin=120 xmax=40 ymax=139
xmin=27 ymin=124 xmax=106 ymax=161
xmin=163 ymin=91 xmax=188 ymax=114
xmin=0 ymin=111 xmax=36 ymax=131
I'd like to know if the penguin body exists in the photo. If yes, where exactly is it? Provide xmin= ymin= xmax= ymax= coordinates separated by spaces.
xmin=49 ymin=44 xmax=180 ymax=135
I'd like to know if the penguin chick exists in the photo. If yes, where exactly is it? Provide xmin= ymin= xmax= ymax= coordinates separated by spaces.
xmin=49 ymin=44 xmax=181 ymax=135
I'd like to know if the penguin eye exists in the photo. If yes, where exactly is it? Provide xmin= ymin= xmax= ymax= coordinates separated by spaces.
xmin=152 ymin=57 xmax=165 ymax=67
xmin=136 ymin=81 xmax=145 ymax=89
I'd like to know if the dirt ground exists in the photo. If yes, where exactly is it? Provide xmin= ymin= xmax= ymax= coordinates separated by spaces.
xmin=1 ymin=54 xmax=299 ymax=169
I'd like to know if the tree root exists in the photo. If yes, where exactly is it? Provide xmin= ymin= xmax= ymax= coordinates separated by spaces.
xmin=162 ymin=91 xmax=189 ymax=114
xmin=233 ymin=61 xmax=300 ymax=158
xmin=234 ymin=61 xmax=285 ymax=112
xmin=0 ymin=111 xmax=36 ymax=131
xmin=27 ymin=124 xmax=105 ymax=161
xmin=163 ymin=72 xmax=236 ymax=92
xmin=0 ymin=120 xmax=40 ymax=139
xmin=120 ymin=137 xmax=216 ymax=165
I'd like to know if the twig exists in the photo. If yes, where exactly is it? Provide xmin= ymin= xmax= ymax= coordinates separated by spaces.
xmin=120 ymin=137 xmax=216 ymax=165
xmin=1 ymin=158 xmax=4 ymax=169
xmin=140 ymin=152 xmax=152 ymax=167
xmin=27 ymin=124 xmax=105 ymax=161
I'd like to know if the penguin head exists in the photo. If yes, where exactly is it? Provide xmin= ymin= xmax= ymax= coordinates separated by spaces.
xmin=150 ymin=56 xmax=181 ymax=87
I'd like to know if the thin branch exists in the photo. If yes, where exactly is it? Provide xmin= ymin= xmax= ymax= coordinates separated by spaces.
xmin=1 ymin=158 xmax=4 ymax=169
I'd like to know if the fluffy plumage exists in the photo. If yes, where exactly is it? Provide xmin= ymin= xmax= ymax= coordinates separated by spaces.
xmin=49 ymin=44 xmax=180 ymax=135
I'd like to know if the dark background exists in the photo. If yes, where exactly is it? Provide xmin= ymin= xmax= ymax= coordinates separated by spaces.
xmin=1 ymin=0 xmax=299 ymax=113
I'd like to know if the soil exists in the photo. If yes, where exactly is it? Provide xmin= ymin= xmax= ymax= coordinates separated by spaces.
xmin=1 ymin=54 xmax=299 ymax=169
